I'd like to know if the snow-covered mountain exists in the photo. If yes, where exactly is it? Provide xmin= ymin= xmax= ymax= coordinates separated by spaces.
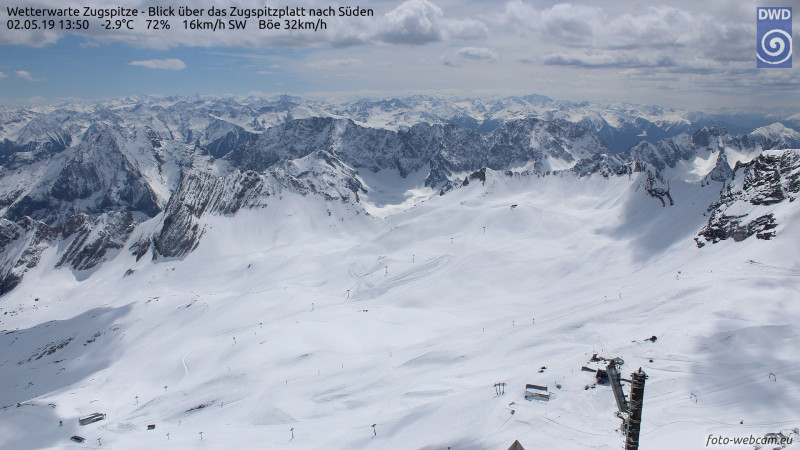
xmin=0 ymin=95 xmax=798 ymax=449
xmin=2 ymin=95 xmax=795 ymax=154
xmin=0 ymin=95 xmax=797 ymax=293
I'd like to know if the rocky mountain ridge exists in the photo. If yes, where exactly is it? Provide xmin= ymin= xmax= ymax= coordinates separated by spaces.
xmin=0 ymin=96 xmax=798 ymax=294
xmin=696 ymin=149 xmax=800 ymax=246
xmin=2 ymin=95 xmax=796 ymax=154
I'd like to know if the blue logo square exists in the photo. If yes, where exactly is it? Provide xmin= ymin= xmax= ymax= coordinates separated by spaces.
xmin=757 ymin=7 xmax=792 ymax=68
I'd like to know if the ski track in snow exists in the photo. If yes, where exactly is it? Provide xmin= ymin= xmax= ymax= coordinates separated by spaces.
xmin=180 ymin=351 xmax=191 ymax=385
xmin=348 ymin=254 xmax=455 ymax=300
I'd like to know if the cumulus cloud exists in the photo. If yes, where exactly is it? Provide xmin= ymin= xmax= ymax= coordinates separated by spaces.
xmin=129 ymin=58 xmax=186 ymax=70
xmin=15 ymin=70 xmax=41 ymax=81
xmin=377 ymin=0 xmax=488 ymax=45
xmin=378 ymin=0 xmax=443 ymax=44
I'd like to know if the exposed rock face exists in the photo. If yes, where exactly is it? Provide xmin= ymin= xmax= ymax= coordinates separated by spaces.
xmin=702 ymin=149 xmax=734 ymax=185
xmin=136 ymin=170 xmax=275 ymax=259
xmin=461 ymin=168 xmax=487 ymax=186
xmin=0 ymin=217 xmax=58 ymax=294
xmin=202 ymin=119 xmax=254 ymax=159
xmin=4 ymin=123 xmax=162 ymax=226
xmin=487 ymin=118 xmax=604 ymax=171
xmin=135 ymin=150 xmax=367 ymax=260
xmin=643 ymin=169 xmax=674 ymax=207
xmin=420 ymin=118 xmax=606 ymax=185
xmin=225 ymin=116 xmax=606 ymax=188
xmin=606 ymin=127 xmax=764 ymax=175
xmin=696 ymin=150 xmax=799 ymax=246
xmin=416 ymin=123 xmax=486 ymax=186
xmin=56 ymin=212 xmax=137 ymax=271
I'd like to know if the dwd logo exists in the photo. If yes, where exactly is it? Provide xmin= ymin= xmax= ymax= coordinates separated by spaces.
xmin=757 ymin=7 xmax=792 ymax=68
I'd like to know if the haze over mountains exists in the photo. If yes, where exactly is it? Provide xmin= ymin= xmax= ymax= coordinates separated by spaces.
xmin=0 ymin=94 xmax=798 ymax=449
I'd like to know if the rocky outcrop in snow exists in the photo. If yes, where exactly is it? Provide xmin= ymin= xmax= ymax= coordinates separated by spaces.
xmin=696 ymin=149 xmax=800 ymax=246
xmin=56 ymin=212 xmax=136 ymax=271
xmin=701 ymin=149 xmax=734 ymax=185
xmin=133 ymin=150 xmax=367 ymax=260
xmin=132 ymin=170 xmax=275 ymax=259
xmin=0 ymin=217 xmax=57 ymax=294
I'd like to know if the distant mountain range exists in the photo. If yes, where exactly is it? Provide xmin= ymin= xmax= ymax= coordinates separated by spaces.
xmin=0 ymin=95 xmax=798 ymax=293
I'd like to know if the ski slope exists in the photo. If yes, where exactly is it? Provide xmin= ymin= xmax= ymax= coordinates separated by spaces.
xmin=0 ymin=171 xmax=798 ymax=449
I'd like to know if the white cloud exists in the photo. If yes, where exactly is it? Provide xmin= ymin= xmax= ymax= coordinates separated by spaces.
xmin=456 ymin=47 xmax=497 ymax=61
xmin=15 ymin=70 xmax=41 ymax=81
xmin=543 ymin=50 xmax=675 ymax=68
xmin=0 ymin=29 xmax=60 ymax=47
xmin=378 ymin=0 xmax=446 ymax=45
xmin=129 ymin=59 xmax=186 ymax=70
xmin=441 ymin=47 xmax=497 ymax=66
xmin=377 ymin=0 xmax=488 ymax=45
xmin=0 ymin=71 xmax=6 ymax=79
xmin=493 ymin=1 xmax=755 ymax=71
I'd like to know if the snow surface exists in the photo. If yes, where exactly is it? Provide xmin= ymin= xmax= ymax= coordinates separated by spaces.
xmin=358 ymin=167 xmax=435 ymax=218
xmin=0 ymin=171 xmax=799 ymax=449
xmin=751 ymin=123 xmax=800 ymax=143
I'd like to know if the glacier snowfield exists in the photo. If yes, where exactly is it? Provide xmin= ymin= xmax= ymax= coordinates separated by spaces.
xmin=1 ymin=171 xmax=798 ymax=449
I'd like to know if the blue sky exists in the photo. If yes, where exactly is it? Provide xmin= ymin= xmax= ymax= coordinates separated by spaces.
xmin=0 ymin=35 xmax=316 ymax=98
xmin=0 ymin=0 xmax=798 ymax=109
